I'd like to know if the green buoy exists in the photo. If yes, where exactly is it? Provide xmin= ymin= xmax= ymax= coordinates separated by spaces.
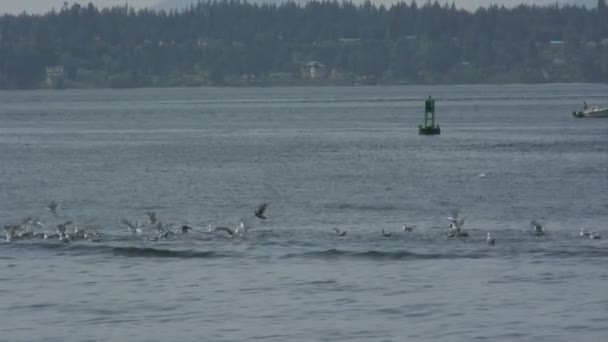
xmin=418 ymin=96 xmax=441 ymax=135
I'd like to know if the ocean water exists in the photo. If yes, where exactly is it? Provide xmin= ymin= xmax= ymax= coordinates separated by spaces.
xmin=0 ymin=84 xmax=607 ymax=341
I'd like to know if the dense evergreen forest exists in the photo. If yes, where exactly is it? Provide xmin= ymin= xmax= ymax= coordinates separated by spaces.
xmin=1 ymin=0 xmax=608 ymax=89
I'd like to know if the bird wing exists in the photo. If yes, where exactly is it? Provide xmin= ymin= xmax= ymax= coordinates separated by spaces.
xmin=256 ymin=203 xmax=268 ymax=215
xmin=48 ymin=200 xmax=59 ymax=213
xmin=147 ymin=212 xmax=157 ymax=223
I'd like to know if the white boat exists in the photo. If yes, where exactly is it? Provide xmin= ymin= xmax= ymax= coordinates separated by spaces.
xmin=573 ymin=105 xmax=608 ymax=118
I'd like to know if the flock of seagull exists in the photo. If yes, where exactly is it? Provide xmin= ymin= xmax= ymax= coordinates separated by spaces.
xmin=2 ymin=201 xmax=603 ymax=244
xmin=1 ymin=201 xmax=271 ymax=243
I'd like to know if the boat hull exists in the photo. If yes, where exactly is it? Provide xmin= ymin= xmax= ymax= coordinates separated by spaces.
xmin=573 ymin=107 xmax=608 ymax=118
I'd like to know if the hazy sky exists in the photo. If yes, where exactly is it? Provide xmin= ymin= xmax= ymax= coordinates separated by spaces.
xmin=0 ymin=0 xmax=598 ymax=14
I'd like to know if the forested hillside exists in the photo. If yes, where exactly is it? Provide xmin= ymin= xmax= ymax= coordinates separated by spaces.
xmin=1 ymin=0 xmax=607 ymax=88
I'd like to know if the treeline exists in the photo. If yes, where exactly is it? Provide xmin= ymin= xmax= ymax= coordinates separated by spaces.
xmin=1 ymin=0 xmax=608 ymax=88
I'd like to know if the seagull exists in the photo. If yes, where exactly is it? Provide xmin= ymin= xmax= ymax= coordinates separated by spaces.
xmin=156 ymin=221 xmax=166 ymax=234
xmin=47 ymin=200 xmax=60 ymax=215
xmin=56 ymin=221 xmax=72 ymax=240
xmin=486 ymin=232 xmax=495 ymax=245
xmin=530 ymin=220 xmax=544 ymax=236
xmin=21 ymin=216 xmax=43 ymax=228
xmin=447 ymin=210 xmax=466 ymax=229
xmin=3 ymin=225 xmax=19 ymax=242
xmin=446 ymin=224 xmax=469 ymax=238
xmin=590 ymin=232 xmax=602 ymax=240
xmin=83 ymin=229 xmax=101 ymax=241
xmin=57 ymin=227 xmax=71 ymax=242
xmin=332 ymin=228 xmax=347 ymax=236
xmin=73 ymin=225 xmax=101 ymax=241
xmin=580 ymin=228 xmax=590 ymax=237
xmin=147 ymin=212 xmax=158 ymax=225
xmin=446 ymin=213 xmax=469 ymax=238
xmin=235 ymin=221 xmax=250 ymax=234
xmin=381 ymin=229 xmax=392 ymax=238
xmin=122 ymin=219 xmax=143 ymax=234
xmin=16 ymin=217 xmax=39 ymax=237
xmin=43 ymin=231 xmax=58 ymax=240
xmin=254 ymin=203 xmax=269 ymax=220
xmin=402 ymin=224 xmax=416 ymax=232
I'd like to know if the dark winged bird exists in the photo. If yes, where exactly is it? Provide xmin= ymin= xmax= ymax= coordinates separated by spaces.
xmin=47 ymin=200 xmax=60 ymax=215
xmin=530 ymin=220 xmax=544 ymax=236
xmin=254 ymin=203 xmax=269 ymax=220
xmin=333 ymin=228 xmax=347 ymax=236
xmin=147 ymin=212 xmax=158 ymax=225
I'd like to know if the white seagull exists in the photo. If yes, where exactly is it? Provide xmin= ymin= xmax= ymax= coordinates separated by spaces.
xmin=3 ymin=225 xmax=19 ymax=242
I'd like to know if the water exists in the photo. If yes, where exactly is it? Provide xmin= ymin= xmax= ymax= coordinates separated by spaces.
xmin=1 ymin=84 xmax=607 ymax=341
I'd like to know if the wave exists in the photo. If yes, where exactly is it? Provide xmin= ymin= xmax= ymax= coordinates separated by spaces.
xmin=535 ymin=249 xmax=608 ymax=259
xmin=281 ymin=248 xmax=487 ymax=261
xmin=324 ymin=203 xmax=401 ymax=211
xmin=5 ymin=239 xmax=607 ymax=261
xmin=111 ymin=246 xmax=225 ymax=259
xmin=5 ymin=242 xmax=233 ymax=259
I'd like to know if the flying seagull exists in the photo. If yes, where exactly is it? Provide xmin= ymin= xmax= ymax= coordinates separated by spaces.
xmin=47 ymin=200 xmax=60 ymax=215
xmin=121 ymin=219 xmax=142 ymax=234
xmin=147 ymin=212 xmax=158 ymax=225
xmin=447 ymin=210 xmax=465 ymax=229
xmin=333 ymin=228 xmax=347 ymax=236
xmin=254 ymin=203 xmax=269 ymax=220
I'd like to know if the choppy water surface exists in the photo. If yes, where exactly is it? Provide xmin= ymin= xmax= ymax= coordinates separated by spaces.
xmin=1 ymin=84 xmax=607 ymax=341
